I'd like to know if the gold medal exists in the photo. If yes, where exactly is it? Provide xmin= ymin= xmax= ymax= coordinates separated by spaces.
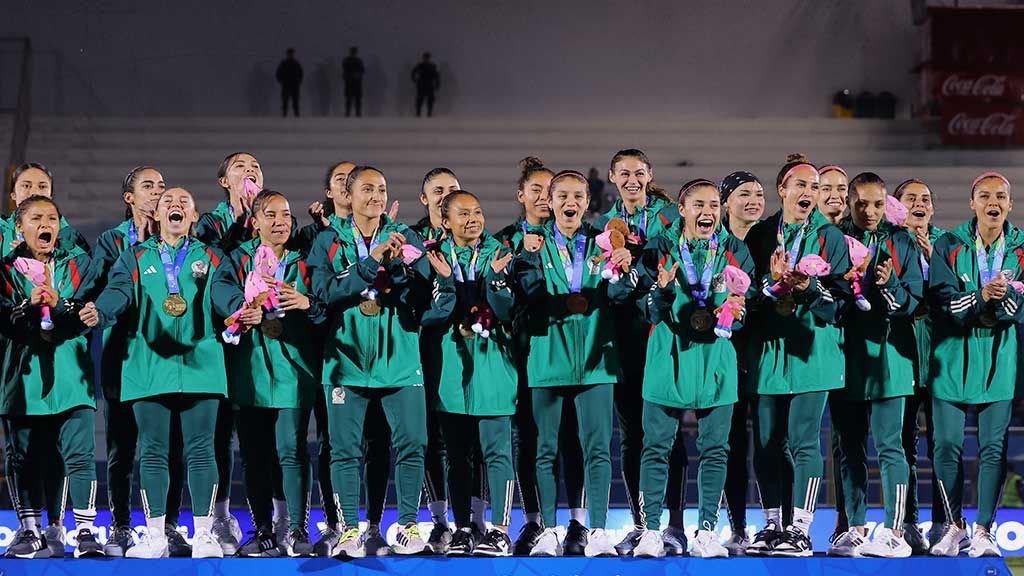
xmin=261 ymin=318 xmax=283 ymax=339
xmin=359 ymin=299 xmax=382 ymax=316
xmin=458 ymin=323 xmax=476 ymax=340
xmin=566 ymin=293 xmax=589 ymax=315
xmin=163 ymin=294 xmax=187 ymax=317
xmin=690 ymin=309 xmax=714 ymax=332
xmin=978 ymin=311 xmax=998 ymax=328
xmin=775 ymin=296 xmax=796 ymax=317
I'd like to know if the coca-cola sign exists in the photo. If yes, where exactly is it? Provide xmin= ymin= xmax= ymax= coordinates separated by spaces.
xmin=941 ymin=74 xmax=1007 ymax=98
xmin=947 ymin=112 xmax=1017 ymax=137
xmin=942 ymin=103 xmax=1024 ymax=146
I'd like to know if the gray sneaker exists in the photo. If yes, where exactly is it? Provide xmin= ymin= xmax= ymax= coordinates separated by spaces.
xmin=361 ymin=525 xmax=391 ymax=556
xmin=427 ymin=521 xmax=452 ymax=554
xmin=661 ymin=526 xmax=688 ymax=556
xmin=103 ymin=526 xmax=135 ymax=557
xmin=211 ymin=515 xmax=242 ymax=556
xmin=903 ymin=523 xmax=929 ymax=555
xmin=313 ymin=526 xmax=342 ymax=558
xmin=827 ymin=527 xmax=867 ymax=557
xmin=929 ymin=522 xmax=970 ymax=557
xmin=5 ymin=529 xmax=53 ymax=559
xmin=285 ymin=527 xmax=314 ymax=558
xmin=723 ymin=532 xmax=749 ymax=556
xmin=45 ymin=525 xmax=66 ymax=558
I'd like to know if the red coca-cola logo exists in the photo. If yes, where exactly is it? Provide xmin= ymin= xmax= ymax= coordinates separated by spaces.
xmin=941 ymin=74 xmax=1008 ymax=98
xmin=947 ymin=112 xmax=1018 ymax=136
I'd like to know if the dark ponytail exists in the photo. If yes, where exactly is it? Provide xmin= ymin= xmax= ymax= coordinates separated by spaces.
xmin=517 ymin=156 xmax=553 ymax=191
xmin=121 ymin=165 xmax=157 ymax=220
xmin=775 ymin=153 xmax=814 ymax=189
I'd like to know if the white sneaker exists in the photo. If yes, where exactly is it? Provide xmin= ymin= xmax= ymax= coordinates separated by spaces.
xmin=861 ymin=527 xmax=912 ymax=558
xmin=632 ymin=529 xmax=665 ymax=558
xmin=584 ymin=528 xmax=616 ymax=557
xmin=125 ymin=531 xmax=169 ymax=559
xmin=192 ymin=527 xmax=225 ymax=558
xmin=929 ymin=522 xmax=969 ymax=557
xmin=827 ymin=527 xmax=867 ymax=557
xmin=528 ymin=528 xmax=563 ymax=557
xmin=968 ymin=530 xmax=1001 ymax=558
xmin=690 ymin=529 xmax=728 ymax=558
xmin=212 ymin=515 xmax=242 ymax=555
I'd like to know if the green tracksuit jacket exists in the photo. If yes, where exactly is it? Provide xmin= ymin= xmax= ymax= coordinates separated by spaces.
xmin=211 ymin=238 xmax=326 ymax=409
xmin=745 ymin=209 xmax=852 ymax=395
xmin=838 ymin=221 xmax=924 ymax=400
xmin=929 ymin=219 xmax=1024 ymax=404
xmin=93 ymin=236 xmax=228 ymax=401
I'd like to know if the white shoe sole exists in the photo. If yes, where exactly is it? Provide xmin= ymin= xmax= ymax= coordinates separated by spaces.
xmin=772 ymin=549 xmax=812 ymax=558
xmin=126 ymin=548 xmax=169 ymax=559
xmin=74 ymin=548 xmax=106 ymax=558
xmin=633 ymin=549 xmax=665 ymax=558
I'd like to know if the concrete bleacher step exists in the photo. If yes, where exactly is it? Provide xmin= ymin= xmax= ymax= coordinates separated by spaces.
xmin=24 ymin=116 xmax=1024 ymax=236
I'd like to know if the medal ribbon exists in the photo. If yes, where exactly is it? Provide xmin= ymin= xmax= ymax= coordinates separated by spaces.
xmin=677 ymin=232 xmax=718 ymax=309
xmin=350 ymin=217 xmax=381 ymax=262
xmin=127 ymin=221 xmax=139 ymax=245
xmin=158 ymin=238 xmax=190 ymax=296
xmin=448 ymin=239 xmax=480 ymax=284
xmin=776 ymin=216 xmax=807 ymax=271
xmin=553 ymin=226 xmax=587 ymax=294
xmin=616 ymin=198 xmax=649 ymax=239
xmin=975 ymin=225 xmax=1006 ymax=285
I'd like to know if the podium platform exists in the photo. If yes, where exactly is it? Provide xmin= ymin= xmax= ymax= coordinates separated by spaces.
xmin=0 ymin=556 xmax=1012 ymax=576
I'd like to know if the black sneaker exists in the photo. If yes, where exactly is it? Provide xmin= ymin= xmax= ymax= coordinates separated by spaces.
xmin=286 ymin=527 xmax=314 ymax=557
xmin=772 ymin=527 xmax=813 ymax=558
xmin=236 ymin=529 xmax=282 ymax=557
xmin=513 ymin=521 xmax=544 ymax=556
xmin=746 ymin=520 xmax=781 ymax=557
xmin=362 ymin=525 xmax=391 ymax=556
xmin=446 ymin=527 xmax=477 ymax=557
xmin=313 ymin=527 xmax=340 ymax=557
xmin=103 ymin=525 xmax=134 ymax=557
xmin=73 ymin=529 xmax=105 ymax=558
xmin=473 ymin=529 xmax=512 ymax=557
xmin=562 ymin=520 xmax=589 ymax=556
xmin=427 ymin=522 xmax=452 ymax=554
xmin=5 ymin=529 xmax=52 ymax=559
xmin=166 ymin=526 xmax=193 ymax=557
xmin=614 ymin=528 xmax=644 ymax=557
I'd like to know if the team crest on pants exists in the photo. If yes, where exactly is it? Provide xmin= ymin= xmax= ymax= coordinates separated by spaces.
xmin=332 ymin=387 xmax=346 ymax=405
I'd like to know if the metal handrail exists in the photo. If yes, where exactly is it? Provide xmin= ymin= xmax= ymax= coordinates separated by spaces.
xmin=3 ymin=37 xmax=32 ymax=214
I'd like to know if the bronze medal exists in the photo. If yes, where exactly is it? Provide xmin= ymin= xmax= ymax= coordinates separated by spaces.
xmin=163 ymin=294 xmax=187 ymax=317
xmin=775 ymin=296 xmax=796 ymax=317
xmin=566 ymin=293 xmax=589 ymax=315
xmin=261 ymin=318 xmax=284 ymax=339
xmin=690 ymin=308 xmax=714 ymax=332
xmin=359 ymin=299 xmax=382 ymax=316
xmin=978 ymin=311 xmax=998 ymax=328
